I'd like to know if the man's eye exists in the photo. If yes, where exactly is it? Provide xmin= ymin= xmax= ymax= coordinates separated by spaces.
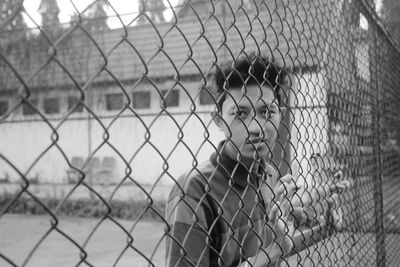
xmin=235 ymin=110 xmax=246 ymax=117
xmin=261 ymin=109 xmax=272 ymax=118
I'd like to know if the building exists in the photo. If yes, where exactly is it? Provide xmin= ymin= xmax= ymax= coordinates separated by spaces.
xmin=0 ymin=0 xmax=369 ymax=200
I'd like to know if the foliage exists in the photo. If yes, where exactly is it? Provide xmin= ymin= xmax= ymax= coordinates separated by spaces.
xmin=0 ymin=0 xmax=26 ymax=32
xmin=138 ymin=0 xmax=166 ymax=24
xmin=381 ymin=0 xmax=400 ymax=48
xmin=0 ymin=192 xmax=166 ymax=221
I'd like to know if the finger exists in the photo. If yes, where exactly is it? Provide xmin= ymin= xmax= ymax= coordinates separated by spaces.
xmin=317 ymin=184 xmax=332 ymax=199
xmin=269 ymin=201 xmax=295 ymax=232
xmin=318 ymin=214 xmax=327 ymax=227
xmin=290 ymin=206 xmax=307 ymax=226
xmin=327 ymin=197 xmax=334 ymax=209
xmin=280 ymin=174 xmax=294 ymax=184
xmin=331 ymin=208 xmax=343 ymax=231
xmin=329 ymin=180 xmax=352 ymax=194
xmin=275 ymin=214 xmax=293 ymax=234
xmin=331 ymin=193 xmax=339 ymax=208
xmin=333 ymin=170 xmax=343 ymax=180
xmin=270 ymin=219 xmax=295 ymax=256
xmin=327 ymin=194 xmax=339 ymax=211
xmin=280 ymin=198 xmax=292 ymax=218
xmin=269 ymin=201 xmax=281 ymax=224
xmin=274 ymin=215 xmax=295 ymax=246
xmin=280 ymin=175 xmax=300 ymax=194
xmin=327 ymin=193 xmax=344 ymax=231
xmin=275 ymin=180 xmax=299 ymax=201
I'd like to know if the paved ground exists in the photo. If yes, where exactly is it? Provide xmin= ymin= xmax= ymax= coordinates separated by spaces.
xmin=0 ymin=214 xmax=165 ymax=267
xmin=1 ymin=214 xmax=398 ymax=267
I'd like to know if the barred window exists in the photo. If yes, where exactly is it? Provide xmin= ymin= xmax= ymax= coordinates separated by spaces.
xmin=106 ymin=93 xmax=123 ymax=110
xmin=161 ymin=89 xmax=179 ymax=107
xmin=68 ymin=96 xmax=83 ymax=113
xmin=133 ymin=91 xmax=151 ymax=109
xmin=22 ymin=99 xmax=38 ymax=115
xmin=43 ymin=98 xmax=60 ymax=114
xmin=0 ymin=100 xmax=8 ymax=116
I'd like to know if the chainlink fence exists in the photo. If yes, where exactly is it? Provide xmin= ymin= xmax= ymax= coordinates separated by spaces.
xmin=1 ymin=0 xmax=400 ymax=266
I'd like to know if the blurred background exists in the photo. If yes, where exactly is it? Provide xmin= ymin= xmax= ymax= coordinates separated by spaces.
xmin=1 ymin=0 xmax=400 ymax=266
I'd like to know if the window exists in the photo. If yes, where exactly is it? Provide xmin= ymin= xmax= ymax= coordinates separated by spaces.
xmin=106 ymin=93 xmax=123 ymax=110
xmin=359 ymin=13 xmax=369 ymax=31
xmin=0 ymin=101 xmax=8 ymax=116
xmin=199 ymin=87 xmax=217 ymax=105
xmin=43 ymin=97 xmax=60 ymax=114
xmin=22 ymin=99 xmax=38 ymax=115
xmin=161 ymin=89 xmax=179 ymax=107
xmin=132 ymin=91 xmax=151 ymax=109
xmin=68 ymin=96 xmax=83 ymax=113
xmin=355 ymin=43 xmax=370 ymax=81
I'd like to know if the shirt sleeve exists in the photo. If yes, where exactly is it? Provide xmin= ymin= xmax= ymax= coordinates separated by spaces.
xmin=165 ymin=185 xmax=212 ymax=267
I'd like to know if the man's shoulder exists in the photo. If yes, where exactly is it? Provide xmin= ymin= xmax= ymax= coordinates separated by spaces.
xmin=168 ymin=159 xmax=216 ymax=200
xmin=178 ymin=159 xmax=215 ymax=189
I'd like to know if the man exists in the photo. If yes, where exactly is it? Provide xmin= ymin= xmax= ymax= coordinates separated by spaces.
xmin=165 ymin=55 xmax=348 ymax=267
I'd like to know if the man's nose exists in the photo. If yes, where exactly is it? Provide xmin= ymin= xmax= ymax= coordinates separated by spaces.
xmin=247 ymin=115 xmax=263 ymax=136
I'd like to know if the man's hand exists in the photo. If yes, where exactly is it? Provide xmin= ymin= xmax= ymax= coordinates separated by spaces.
xmin=327 ymin=192 xmax=344 ymax=231
xmin=246 ymin=172 xmax=351 ymax=267
xmin=300 ymin=171 xmax=352 ymax=230
xmin=246 ymin=174 xmax=299 ymax=267
xmin=267 ymin=171 xmax=351 ymax=231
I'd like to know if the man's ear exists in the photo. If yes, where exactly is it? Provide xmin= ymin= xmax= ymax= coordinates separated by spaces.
xmin=279 ymin=106 xmax=286 ymax=122
xmin=211 ymin=111 xmax=223 ymax=129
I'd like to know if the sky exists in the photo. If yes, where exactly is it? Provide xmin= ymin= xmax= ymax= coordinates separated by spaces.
xmin=22 ymin=0 xmax=180 ymax=29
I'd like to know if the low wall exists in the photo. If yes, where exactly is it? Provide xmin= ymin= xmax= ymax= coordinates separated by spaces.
xmin=0 ymin=182 xmax=173 ymax=202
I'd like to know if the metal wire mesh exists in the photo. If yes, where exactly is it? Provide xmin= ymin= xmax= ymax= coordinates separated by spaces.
xmin=1 ymin=0 xmax=400 ymax=266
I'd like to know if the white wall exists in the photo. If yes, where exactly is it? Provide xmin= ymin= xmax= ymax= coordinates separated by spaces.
xmin=0 ymin=80 xmax=224 ymax=189
xmin=1 ymin=72 xmax=330 ymax=201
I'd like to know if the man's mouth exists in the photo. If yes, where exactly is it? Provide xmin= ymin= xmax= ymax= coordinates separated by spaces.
xmin=246 ymin=138 xmax=266 ymax=145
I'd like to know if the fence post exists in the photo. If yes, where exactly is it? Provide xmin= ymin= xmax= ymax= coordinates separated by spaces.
xmin=370 ymin=25 xmax=386 ymax=267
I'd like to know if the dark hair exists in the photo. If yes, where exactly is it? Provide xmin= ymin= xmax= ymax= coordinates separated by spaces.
xmin=214 ymin=54 xmax=287 ymax=111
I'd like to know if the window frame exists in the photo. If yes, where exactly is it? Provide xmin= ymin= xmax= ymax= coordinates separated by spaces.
xmin=22 ymin=98 xmax=38 ymax=116
xmin=43 ymin=97 xmax=60 ymax=114
xmin=160 ymin=89 xmax=180 ymax=108
xmin=132 ymin=91 xmax=151 ymax=109
xmin=105 ymin=93 xmax=124 ymax=111
xmin=0 ymin=100 xmax=8 ymax=116
xmin=68 ymin=96 xmax=84 ymax=113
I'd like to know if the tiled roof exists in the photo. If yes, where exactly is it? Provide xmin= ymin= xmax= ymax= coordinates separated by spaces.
xmin=1 ymin=0 xmax=331 ymax=90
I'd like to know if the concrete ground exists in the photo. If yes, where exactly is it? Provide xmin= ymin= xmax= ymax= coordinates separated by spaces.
xmin=1 ymin=214 xmax=398 ymax=267
xmin=0 ymin=214 xmax=165 ymax=267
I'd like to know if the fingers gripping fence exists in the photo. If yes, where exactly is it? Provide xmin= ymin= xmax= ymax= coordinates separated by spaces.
xmin=0 ymin=0 xmax=400 ymax=266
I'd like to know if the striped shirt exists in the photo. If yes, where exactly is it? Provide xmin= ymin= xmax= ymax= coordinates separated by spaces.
xmin=165 ymin=143 xmax=278 ymax=267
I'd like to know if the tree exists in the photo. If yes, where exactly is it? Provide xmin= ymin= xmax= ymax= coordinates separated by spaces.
xmin=0 ymin=0 xmax=30 ymax=90
xmin=69 ymin=0 xmax=109 ymax=32
xmin=86 ymin=0 xmax=109 ymax=32
xmin=137 ymin=0 xmax=166 ymax=24
xmin=380 ymin=0 xmax=400 ymax=47
xmin=0 ymin=0 xmax=27 ymax=47
xmin=175 ymin=0 xmax=209 ymax=18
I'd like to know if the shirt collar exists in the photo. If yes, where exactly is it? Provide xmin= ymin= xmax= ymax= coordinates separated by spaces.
xmin=210 ymin=141 xmax=276 ymax=188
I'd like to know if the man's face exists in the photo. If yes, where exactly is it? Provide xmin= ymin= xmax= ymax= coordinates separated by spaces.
xmin=217 ymin=84 xmax=282 ymax=161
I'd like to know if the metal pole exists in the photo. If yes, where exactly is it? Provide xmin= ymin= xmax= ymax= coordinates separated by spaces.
xmin=370 ymin=23 xmax=386 ymax=267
